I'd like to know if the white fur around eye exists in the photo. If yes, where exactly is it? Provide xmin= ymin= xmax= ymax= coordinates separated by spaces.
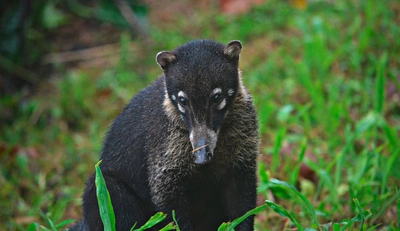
xmin=217 ymin=99 xmax=226 ymax=110
xmin=171 ymin=95 xmax=176 ymax=101
xmin=178 ymin=91 xmax=186 ymax=98
xmin=178 ymin=104 xmax=185 ymax=113
xmin=213 ymin=88 xmax=222 ymax=95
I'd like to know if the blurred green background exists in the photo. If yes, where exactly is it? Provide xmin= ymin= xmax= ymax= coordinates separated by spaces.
xmin=0 ymin=0 xmax=399 ymax=230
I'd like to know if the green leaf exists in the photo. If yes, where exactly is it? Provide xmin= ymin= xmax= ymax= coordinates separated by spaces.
xmin=129 ymin=222 xmax=137 ymax=231
xmin=380 ymin=120 xmax=400 ymax=148
xmin=354 ymin=112 xmax=381 ymax=137
xmin=380 ymin=147 xmax=399 ymax=199
xmin=27 ymin=223 xmax=39 ymax=231
xmin=134 ymin=212 xmax=167 ymax=231
xmin=217 ymin=222 xmax=230 ymax=231
xmin=55 ymin=219 xmax=76 ymax=229
xmin=217 ymin=204 xmax=267 ymax=231
xmin=374 ymin=52 xmax=387 ymax=114
xmin=319 ymin=170 xmax=339 ymax=207
xmin=290 ymin=138 xmax=307 ymax=186
xmin=172 ymin=210 xmax=180 ymax=231
xmin=229 ymin=204 xmax=267 ymax=228
xmin=353 ymin=198 xmax=363 ymax=214
xmin=277 ymin=104 xmax=294 ymax=122
xmin=272 ymin=127 xmax=286 ymax=172
xmin=366 ymin=224 xmax=382 ymax=231
xmin=158 ymin=223 xmax=176 ymax=231
xmin=95 ymin=160 xmax=116 ymax=231
xmin=265 ymin=200 xmax=303 ymax=231
xmin=94 ymin=0 xmax=131 ymax=28
xmin=37 ymin=210 xmax=57 ymax=231
xmin=269 ymin=178 xmax=320 ymax=228
xmin=257 ymin=162 xmax=270 ymax=196
xmin=340 ymin=210 xmax=372 ymax=231
xmin=42 ymin=2 xmax=68 ymax=29
xmin=332 ymin=223 xmax=340 ymax=231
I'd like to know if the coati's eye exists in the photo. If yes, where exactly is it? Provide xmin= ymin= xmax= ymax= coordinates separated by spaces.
xmin=179 ymin=96 xmax=187 ymax=106
xmin=213 ymin=93 xmax=222 ymax=104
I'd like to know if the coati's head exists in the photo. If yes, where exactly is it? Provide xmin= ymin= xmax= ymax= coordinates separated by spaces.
xmin=156 ymin=40 xmax=242 ymax=165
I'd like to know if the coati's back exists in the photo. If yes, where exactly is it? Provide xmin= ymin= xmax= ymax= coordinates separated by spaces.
xmin=78 ymin=40 xmax=259 ymax=231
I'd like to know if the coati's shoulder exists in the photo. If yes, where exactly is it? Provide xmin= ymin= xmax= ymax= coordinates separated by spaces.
xmin=125 ymin=76 xmax=166 ymax=113
xmin=100 ymin=76 xmax=168 ymax=161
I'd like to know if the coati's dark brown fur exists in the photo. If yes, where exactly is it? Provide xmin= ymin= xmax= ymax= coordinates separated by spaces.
xmin=74 ymin=40 xmax=259 ymax=231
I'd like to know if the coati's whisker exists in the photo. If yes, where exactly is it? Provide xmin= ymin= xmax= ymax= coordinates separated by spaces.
xmin=191 ymin=144 xmax=209 ymax=153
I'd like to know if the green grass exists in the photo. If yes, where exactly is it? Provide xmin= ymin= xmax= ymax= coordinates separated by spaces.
xmin=1 ymin=0 xmax=399 ymax=230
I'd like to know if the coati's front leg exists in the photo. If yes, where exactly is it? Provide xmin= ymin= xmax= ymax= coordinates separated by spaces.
xmin=221 ymin=167 xmax=257 ymax=231
xmin=82 ymin=173 xmax=154 ymax=231
xmin=149 ymin=169 xmax=194 ymax=231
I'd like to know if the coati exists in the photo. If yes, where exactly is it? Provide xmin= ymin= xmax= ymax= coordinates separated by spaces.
xmin=75 ymin=40 xmax=259 ymax=231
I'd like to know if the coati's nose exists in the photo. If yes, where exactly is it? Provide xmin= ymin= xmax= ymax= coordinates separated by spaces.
xmin=190 ymin=126 xmax=217 ymax=165
xmin=193 ymin=146 xmax=212 ymax=165
xmin=192 ymin=138 xmax=213 ymax=165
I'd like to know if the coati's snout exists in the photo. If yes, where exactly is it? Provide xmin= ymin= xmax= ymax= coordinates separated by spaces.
xmin=191 ymin=138 xmax=212 ymax=165
xmin=190 ymin=126 xmax=217 ymax=165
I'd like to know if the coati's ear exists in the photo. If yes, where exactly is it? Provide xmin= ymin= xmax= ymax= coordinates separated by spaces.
xmin=156 ymin=51 xmax=176 ymax=70
xmin=223 ymin=40 xmax=242 ymax=59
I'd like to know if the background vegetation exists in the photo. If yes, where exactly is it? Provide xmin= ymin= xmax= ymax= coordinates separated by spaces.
xmin=0 ymin=0 xmax=399 ymax=230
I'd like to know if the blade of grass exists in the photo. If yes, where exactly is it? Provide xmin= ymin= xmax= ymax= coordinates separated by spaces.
xmin=217 ymin=204 xmax=268 ymax=231
xmin=48 ymin=199 xmax=69 ymax=227
xmin=381 ymin=147 xmax=400 ymax=194
xmin=340 ymin=210 xmax=372 ymax=231
xmin=229 ymin=204 xmax=267 ymax=230
xmin=332 ymin=223 xmax=340 ymax=231
xmin=134 ymin=212 xmax=171 ymax=231
xmin=369 ymin=191 xmax=399 ymax=224
xmin=217 ymin=222 xmax=229 ymax=231
xmin=27 ymin=223 xmax=39 ymax=231
xmin=158 ymin=224 xmax=176 ymax=231
xmin=380 ymin=120 xmax=400 ymax=148
xmin=272 ymin=127 xmax=286 ymax=172
xmin=37 ymin=210 xmax=57 ymax=231
xmin=334 ymin=125 xmax=352 ymax=194
xmin=265 ymin=200 xmax=303 ymax=231
xmin=319 ymin=170 xmax=339 ymax=209
xmin=172 ymin=210 xmax=180 ymax=231
xmin=397 ymin=189 xmax=400 ymax=229
xmin=293 ymin=103 xmax=312 ymax=136
xmin=354 ymin=112 xmax=381 ymax=138
xmin=95 ymin=160 xmax=116 ymax=231
xmin=366 ymin=224 xmax=382 ymax=231
xmin=257 ymin=162 xmax=270 ymax=194
xmin=55 ymin=219 xmax=76 ymax=229
xmin=290 ymin=138 xmax=307 ymax=186
xmin=269 ymin=178 xmax=320 ymax=228
xmin=37 ymin=226 xmax=51 ymax=231
xmin=374 ymin=52 xmax=387 ymax=114
xmin=353 ymin=198 xmax=367 ymax=231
